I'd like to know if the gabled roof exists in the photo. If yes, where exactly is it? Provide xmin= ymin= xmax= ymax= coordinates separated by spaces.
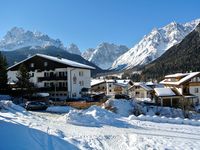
xmin=91 ymin=79 xmax=132 ymax=87
xmin=160 ymin=72 xmax=200 ymax=85
xmin=91 ymin=79 xmax=106 ymax=86
xmin=129 ymin=82 xmax=153 ymax=91
xmin=8 ymin=53 xmax=95 ymax=70
xmin=114 ymin=80 xmax=132 ymax=87
xmin=154 ymin=88 xmax=176 ymax=97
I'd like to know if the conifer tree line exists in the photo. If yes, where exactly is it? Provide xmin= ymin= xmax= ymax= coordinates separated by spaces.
xmin=0 ymin=52 xmax=35 ymax=97
xmin=0 ymin=51 xmax=8 ymax=92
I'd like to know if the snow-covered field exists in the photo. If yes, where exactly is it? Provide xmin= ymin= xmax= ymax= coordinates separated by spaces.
xmin=0 ymin=100 xmax=200 ymax=150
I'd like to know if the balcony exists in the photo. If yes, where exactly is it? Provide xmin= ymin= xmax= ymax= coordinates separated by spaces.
xmin=38 ymin=76 xmax=67 ymax=82
xmin=38 ymin=86 xmax=68 ymax=92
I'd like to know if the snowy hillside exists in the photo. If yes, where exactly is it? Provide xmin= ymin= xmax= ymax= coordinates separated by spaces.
xmin=82 ymin=42 xmax=129 ymax=69
xmin=111 ymin=19 xmax=200 ymax=70
xmin=0 ymin=27 xmax=81 ymax=55
xmin=0 ymin=100 xmax=200 ymax=150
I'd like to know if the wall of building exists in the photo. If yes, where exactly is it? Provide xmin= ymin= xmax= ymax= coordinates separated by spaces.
xmin=106 ymin=82 xmax=115 ymax=96
xmin=129 ymin=87 xmax=150 ymax=99
xmin=67 ymin=68 xmax=91 ymax=98
xmin=91 ymin=83 xmax=107 ymax=93
xmin=189 ymin=86 xmax=200 ymax=103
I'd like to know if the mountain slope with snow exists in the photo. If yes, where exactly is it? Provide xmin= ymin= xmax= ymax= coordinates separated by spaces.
xmin=111 ymin=19 xmax=200 ymax=70
xmin=82 ymin=43 xmax=129 ymax=69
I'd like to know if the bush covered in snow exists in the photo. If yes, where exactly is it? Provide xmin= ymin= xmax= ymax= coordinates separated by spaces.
xmin=103 ymin=99 xmax=200 ymax=120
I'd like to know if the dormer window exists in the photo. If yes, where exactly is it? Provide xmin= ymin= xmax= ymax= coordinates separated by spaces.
xmin=30 ymin=63 xmax=34 ymax=68
xmin=44 ymin=62 xmax=48 ymax=67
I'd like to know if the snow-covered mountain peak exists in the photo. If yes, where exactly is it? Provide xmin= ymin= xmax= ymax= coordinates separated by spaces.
xmin=67 ymin=43 xmax=81 ymax=55
xmin=0 ymin=27 xmax=64 ymax=51
xmin=82 ymin=42 xmax=129 ymax=69
xmin=111 ymin=19 xmax=200 ymax=70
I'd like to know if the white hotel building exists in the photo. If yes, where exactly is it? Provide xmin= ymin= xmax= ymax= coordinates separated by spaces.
xmin=7 ymin=54 xmax=95 ymax=100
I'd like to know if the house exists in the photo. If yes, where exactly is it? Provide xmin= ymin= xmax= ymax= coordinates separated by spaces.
xmin=157 ymin=72 xmax=200 ymax=107
xmin=128 ymin=82 xmax=154 ymax=100
xmin=91 ymin=79 xmax=133 ymax=96
xmin=7 ymin=54 xmax=95 ymax=101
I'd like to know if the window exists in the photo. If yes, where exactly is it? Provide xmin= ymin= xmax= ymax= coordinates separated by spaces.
xmin=72 ymin=93 xmax=76 ymax=97
xmin=136 ymin=92 xmax=140 ymax=95
xmin=195 ymin=88 xmax=199 ymax=93
xmin=44 ymin=72 xmax=50 ymax=77
xmin=79 ymin=71 xmax=84 ymax=76
xmin=50 ymin=72 xmax=54 ymax=77
xmin=135 ymin=86 xmax=140 ymax=89
xmin=44 ymin=62 xmax=48 ymax=67
xmin=109 ymin=89 xmax=112 ymax=92
xmin=44 ymin=82 xmax=50 ymax=87
xmin=30 ymin=63 xmax=34 ymax=68
xmin=59 ymin=82 xmax=62 ymax=87
xmin=30 ymin=72 xmax=34 ymax=77
xmin=59 ymin=72 xmax=65 ymax=77
xmin=79 ymin=81 xmax=84 ymax=86
xmin=109 ymin=84 xmax=112 ymax=87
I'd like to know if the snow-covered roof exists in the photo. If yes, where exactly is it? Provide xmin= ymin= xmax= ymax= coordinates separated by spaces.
xmin=114 ymin=80 xmax=132 ymax=87
xmin=165 ymin=73 xmax=187 ymax=78
xmin=116 ymin=80 xmax=131 ymax=85
xmin=91 ymin=79 xmax=132 ymax=87
xmin=131 ymin=82 xmax=153 ymax=91
xmin=139 ymin=84 xmax=153 ymax=91
xmin=106 ymin=79 xmax=115 ymax=83
xmin=91 ymin=79 xmax=105 ymax=86
xmin=154 ymin=88 xmax=176 ymax=97
xmin=8 ymin=54 xmax=95 ymax=70
xmin=146 ymin=82 xmax=156 ymax=86
xmin=160 ymin=72 xmax=200 ymax=85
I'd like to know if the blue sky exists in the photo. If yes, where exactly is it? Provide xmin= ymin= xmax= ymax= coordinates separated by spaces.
xmin=0 ymin=0 xmax=199 ymax=51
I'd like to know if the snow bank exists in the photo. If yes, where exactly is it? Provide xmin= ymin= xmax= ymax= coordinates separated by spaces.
xmin=103 ymin=99 xmax=133 ymax=117
xmin=129 ymin=114 xmax=200 ymax=126
xmin=47 ymin=106 xmax=74 ymax=113
xmin=104 ymin=99 xmax=185 ymax=119
xmin=0 ymin=100 xmax=26 ymax=114
xmin=65 ymin=105 xmax=132 ymax=128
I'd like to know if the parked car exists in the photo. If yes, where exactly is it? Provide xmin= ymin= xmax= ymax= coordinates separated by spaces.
xmin=114 ymin=94 xmax=130 ymax=100
xmin=25 ymin=101 xmax=48 ymax=110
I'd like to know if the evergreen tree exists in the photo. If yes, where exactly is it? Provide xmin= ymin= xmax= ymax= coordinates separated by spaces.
xmin=16 ymin=64 xmax=35 ymax=100
xmin=0 ymin=52 xmax=8 ymax=91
